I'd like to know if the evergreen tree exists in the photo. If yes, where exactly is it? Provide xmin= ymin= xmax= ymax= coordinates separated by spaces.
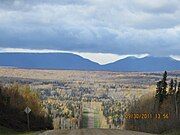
xmin=169 ymin=79 xmax=174 ymax=94
xmin=156 ymin=81 xmax=161 ymax=94
xmin=156 ymin=81 xmax=162 ymax=102
xmin=0 ymin=86 xmax=2 ymax=106
xmin=155 ymin=71 xmax=168 ymax=103
xmin=176 ymin=82 xmax=180 ymax=100
xmin=0 ymin=87 xmax=2 ymax=97
xmin=174 ymin=79 xmax=177 ymax=93
xmin=162 ymin=71 xmax=167 ymax=97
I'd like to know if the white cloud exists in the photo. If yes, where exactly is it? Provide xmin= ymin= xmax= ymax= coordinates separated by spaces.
xmin=0 ymin=47 xmax=67 ymax=53
xmin=74 ymin=52 xmax=149 ymax=65
xmin=170 ymin=55 xmax=180 ymax=61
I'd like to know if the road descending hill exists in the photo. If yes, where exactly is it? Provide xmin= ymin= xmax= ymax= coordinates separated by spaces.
xmin=39 ymin=129 xmax=157 ymax=135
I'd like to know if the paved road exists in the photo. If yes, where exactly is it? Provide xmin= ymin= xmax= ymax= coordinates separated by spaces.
xmin=39 ymin=129 xmax=158 ymax=135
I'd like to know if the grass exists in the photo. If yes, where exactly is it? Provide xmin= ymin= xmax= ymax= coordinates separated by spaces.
xmin=82 ymin=108 xmax=88 ymax=128
xmin=0 ymin=126 xmax=17 ymax=135
xmin=94 ymin=109 xmax=100 ymax=128
xmin=0 ymin=126 xmax=41 ymax=135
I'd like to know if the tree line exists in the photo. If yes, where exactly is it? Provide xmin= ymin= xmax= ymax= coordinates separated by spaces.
xmin=155 ymin=71 xmax=180 ymax=117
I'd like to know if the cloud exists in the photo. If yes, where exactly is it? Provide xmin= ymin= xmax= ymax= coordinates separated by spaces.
xmin=130 ymin=0 xmax=180 ymax=14
xmin=0 ymin=0 xmax=179 ymax=56
xmin=170 ymin=55 xmax=180 ymax=61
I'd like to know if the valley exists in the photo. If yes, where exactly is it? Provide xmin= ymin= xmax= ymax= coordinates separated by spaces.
xmin=0 ymin=68 xmax=179 ymax=135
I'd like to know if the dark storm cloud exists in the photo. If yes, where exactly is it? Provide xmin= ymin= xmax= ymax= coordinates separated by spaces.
xmin=0 ymin=0 xmax=180 ymax=56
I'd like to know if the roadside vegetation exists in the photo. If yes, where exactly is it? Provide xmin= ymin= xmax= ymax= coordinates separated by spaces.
xmin=0 ymin=125 xmax=41 ymax=135
xmin=125 ymin=71 xmax=180 ymax=134
xmin=0 ymin=84 xmax=52 ymax=132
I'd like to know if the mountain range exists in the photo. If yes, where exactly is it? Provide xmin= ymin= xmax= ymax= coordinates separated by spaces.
xmin=0 ymin=53 xmax=180 ymax=72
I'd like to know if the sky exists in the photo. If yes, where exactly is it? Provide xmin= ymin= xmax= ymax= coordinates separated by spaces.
xmin=0 ymin=0 xmax=180 ymax=64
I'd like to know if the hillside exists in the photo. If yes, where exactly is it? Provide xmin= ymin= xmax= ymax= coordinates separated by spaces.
xmin=0 ymin=84 xmax=52 ymax=131
xmin=104 ymin=56 xmax=180 ymax=72
xmin=0 ymin=53 xmax=100 ymax=70
xmin=0 ymin=53 xmax=180 ymax=71
xmin=125 ymin=72 xmax=180 ymax=134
